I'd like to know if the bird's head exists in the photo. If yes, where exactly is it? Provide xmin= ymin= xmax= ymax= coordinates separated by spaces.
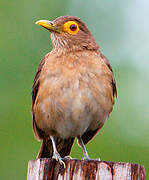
xmin=36 ymin=16 xmax=99 ymax=52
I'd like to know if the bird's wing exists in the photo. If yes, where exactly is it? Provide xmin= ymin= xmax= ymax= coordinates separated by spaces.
xmin=31 ymin=54 xmax=75 ymax=158
xmin=81 ymin=52 xmax=117 ymax=145
xmin=81 ymin=125 xmax=103 ymax=145
xmin=100 ymin=53 xmax=117 ymax=98
xmin=31 ymin=55 xmax=47 ymax=141
xmin=32 ymin=55 xmax=46 ymax=106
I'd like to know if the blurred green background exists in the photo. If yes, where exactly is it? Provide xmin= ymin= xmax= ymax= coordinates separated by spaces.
xmin=0 ymin=0 xmax=149 ymax=179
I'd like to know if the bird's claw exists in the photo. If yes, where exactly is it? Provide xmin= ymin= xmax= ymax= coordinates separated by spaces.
xmin=64 ymin=155 xmax=72 ymax=160
xmin=81 ymin=156 xmax=90 ymax=160
xmin=81 ymin=156 xmax=101 ymax=161
xmin=59 ymin=159 xmax=66 ymax=168
xmin=97 ymin=157 xmax=101 ymax=161
xmin=52 ymin=152 xmax=66 ymax=168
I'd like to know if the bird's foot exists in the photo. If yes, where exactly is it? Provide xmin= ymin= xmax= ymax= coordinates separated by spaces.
xmin=52 ymin=152 xmax=66 ymax=168
xmin=94 ymin=156 xmax=101 ymax=161
xmin=81 ymin=155 xmax=90 ymax=160
xmin=82 ymin=156 xmax=101 ymax=161
xmin=97 ymin=157 xmax=101 ymax=161
xmin=64 ymin=155 xmax=72 ymax=160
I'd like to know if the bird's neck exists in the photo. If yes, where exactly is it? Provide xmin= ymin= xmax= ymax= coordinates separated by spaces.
xmin=50 ymin=33 xmax=99 ymax=56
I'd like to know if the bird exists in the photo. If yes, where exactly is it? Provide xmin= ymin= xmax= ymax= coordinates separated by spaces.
xmin=32 ymin=15 xmax=117 ymax=166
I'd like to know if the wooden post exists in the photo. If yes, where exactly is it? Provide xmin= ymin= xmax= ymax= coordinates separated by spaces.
xmin=27 ymin=158 xmax=145 ymax=180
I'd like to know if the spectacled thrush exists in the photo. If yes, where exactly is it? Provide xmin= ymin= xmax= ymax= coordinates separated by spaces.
xmin=32 ymin=16 xmax=117 ymax=165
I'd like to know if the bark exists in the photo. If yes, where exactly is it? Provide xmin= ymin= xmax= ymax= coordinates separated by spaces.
xmin=27 ymin=158 xmax=146 ymax=180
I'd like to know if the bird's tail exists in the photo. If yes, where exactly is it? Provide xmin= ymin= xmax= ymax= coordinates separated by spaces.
xmin=37 ymin=137 xmax=75 ymax=158
xmin=37 ymin=139 xmax=53 ymax=158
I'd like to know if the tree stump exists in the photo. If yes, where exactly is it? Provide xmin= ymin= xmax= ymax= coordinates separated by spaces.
xmin=27 ymin=158 xmax=146 ymax=180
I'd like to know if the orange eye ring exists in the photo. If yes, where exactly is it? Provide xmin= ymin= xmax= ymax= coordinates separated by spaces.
xmin=63 ymin=21 xmax=79 ymax=35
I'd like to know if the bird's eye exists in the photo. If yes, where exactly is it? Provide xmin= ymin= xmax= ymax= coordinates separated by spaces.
xmin=70 ymin=24 xmax=77 ymax=31
xmin=63 ymin=21 xmax=79 ymax=35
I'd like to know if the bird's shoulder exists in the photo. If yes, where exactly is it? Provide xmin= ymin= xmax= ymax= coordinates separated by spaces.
xmin=79 ymin=50 xmax=117 ymax=99
xmin=99 ymin=52 xmax=117 ymax=98
xmin=32 ymin=53 xmax=50 ymax=107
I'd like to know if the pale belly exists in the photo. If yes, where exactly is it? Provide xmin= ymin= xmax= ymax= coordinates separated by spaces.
xmin=34 ymin=77 xmax=110 ymax=139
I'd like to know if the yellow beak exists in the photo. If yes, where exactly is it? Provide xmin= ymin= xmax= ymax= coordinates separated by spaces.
xmin=35 ymin=20 xmax=60 ymax=33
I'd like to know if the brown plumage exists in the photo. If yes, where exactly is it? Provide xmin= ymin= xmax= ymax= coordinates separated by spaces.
xmin=32 ymin=16 xmax=117 ymax=162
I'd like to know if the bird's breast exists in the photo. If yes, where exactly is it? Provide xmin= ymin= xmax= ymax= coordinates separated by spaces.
xmin=33 ymin=52 xmax=113 ymax=138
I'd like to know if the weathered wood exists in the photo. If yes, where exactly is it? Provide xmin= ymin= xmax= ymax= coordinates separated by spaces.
xmin=27 ymin=158 xmax=145 ymax=180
